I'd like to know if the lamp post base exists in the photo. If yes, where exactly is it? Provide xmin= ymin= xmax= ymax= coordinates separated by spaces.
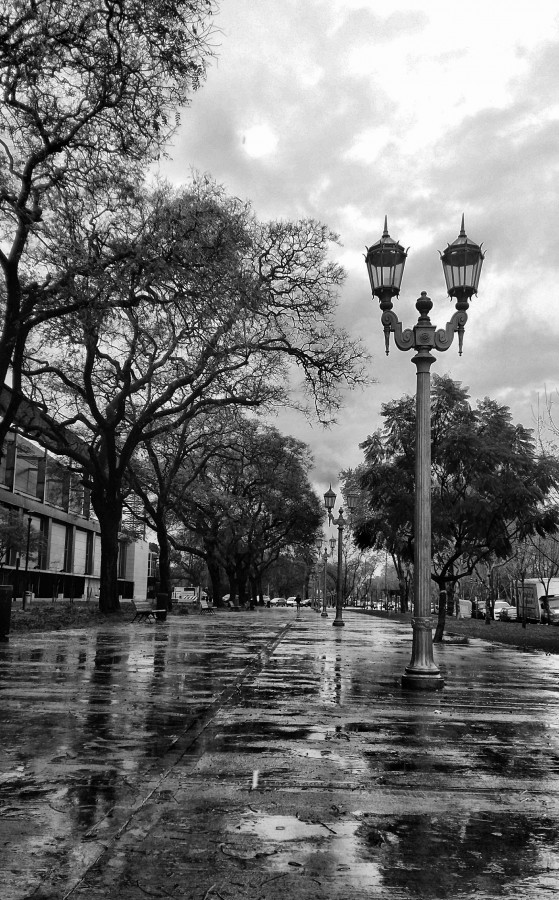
xmin=401 ymin=668 xmax=444 ymax=691
xmin=321 ymin=611 xmax=328 ymax=618
xmin=332 ymin=617 xmax=345 ymax=627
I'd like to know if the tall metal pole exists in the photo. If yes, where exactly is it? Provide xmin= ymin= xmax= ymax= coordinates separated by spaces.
xmin=401 ymin=348 xmax=442 ymax=688
xmin=332 ymin=514 xmax=345 ymax=627
xmin=321 ymin=549 xmax=328 ymax=617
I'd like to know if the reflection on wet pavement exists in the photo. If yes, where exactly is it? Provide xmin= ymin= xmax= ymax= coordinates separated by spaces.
xmin=3 ymin=610 xmax=559 ymax=898
xmin=0 ymin=615 xmax=287 ymax=898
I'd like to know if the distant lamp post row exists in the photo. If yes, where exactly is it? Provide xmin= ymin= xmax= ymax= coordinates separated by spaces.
xmin=324 ymin=487 xmax=358 ymax=627
xmin=315 ymin=536 xmax=331 ymax=618
xmin=365 ymin=216 xmax=484 ymax=690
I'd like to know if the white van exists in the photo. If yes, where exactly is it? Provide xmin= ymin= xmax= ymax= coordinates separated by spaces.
xmin=514 ymin=578 xmax=559 ymax=623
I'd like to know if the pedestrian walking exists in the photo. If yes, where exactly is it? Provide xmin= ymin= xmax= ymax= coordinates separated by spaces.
xmin=295 ymin=594 xmax=302 ymax=614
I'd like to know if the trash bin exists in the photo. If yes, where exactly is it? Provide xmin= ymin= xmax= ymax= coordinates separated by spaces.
xmin=156 ymin=592 xmax=168 ymax=622
xmin=0 ymin=585 xmax=12 ymax=640
xmin=23 ymin=590 xmax=33 ymax=610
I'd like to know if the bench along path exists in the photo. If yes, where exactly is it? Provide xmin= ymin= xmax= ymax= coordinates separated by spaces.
xmin=131 ymin=598 xmax=158 ymax=622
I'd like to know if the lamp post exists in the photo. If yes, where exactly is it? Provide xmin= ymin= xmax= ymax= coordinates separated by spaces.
xmin=365 ymin=216 xmax=484 ymax=690
xmin=324 ymin=487 xmax=359 ymax=627
xmin=321 ymin=547 xmax=329 ymax=617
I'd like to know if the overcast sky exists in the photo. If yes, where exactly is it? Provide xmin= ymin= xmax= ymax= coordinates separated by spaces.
xmin=161 ymin=0 xmax=559 ymax=500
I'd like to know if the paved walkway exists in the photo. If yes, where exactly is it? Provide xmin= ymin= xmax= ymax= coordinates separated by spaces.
xmin=2 ymin=609 xmax=559 ymax=899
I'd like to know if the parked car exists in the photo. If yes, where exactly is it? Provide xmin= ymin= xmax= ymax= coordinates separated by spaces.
xmin=541 ymin=597 xmax=559 ymax=625
xmin=516 ymin=579 xmax=559 ymax=623
xmin=270 ymin=596 xmax=286 ymax=607
xmin=285 ymin=596 xmax=297 ymax=607
xmin=494 ymin=600 xmax=517 ymax=622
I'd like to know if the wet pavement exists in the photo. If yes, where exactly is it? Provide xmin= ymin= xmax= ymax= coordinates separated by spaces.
xmin=2 ymin=609 xmax=559 ymax=899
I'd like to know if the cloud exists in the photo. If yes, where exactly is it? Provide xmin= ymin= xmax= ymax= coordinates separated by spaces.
xmin=160 ymin=0 xmax=559 ymax=484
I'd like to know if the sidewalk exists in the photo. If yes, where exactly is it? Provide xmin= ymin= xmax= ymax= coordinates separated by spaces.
xmin=2 ymin=609 xmax=559 ymax=899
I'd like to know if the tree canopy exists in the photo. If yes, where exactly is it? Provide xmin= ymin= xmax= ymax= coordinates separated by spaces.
xmin=0 ymin=0 xmax=216 ymax=441
xmin=355 ymin=374 xmax=559 ymax=639
xmin=166 ymin=419 xmax=324 ymax=606
xmin=17 ymin=178 xmax=364 ymax=610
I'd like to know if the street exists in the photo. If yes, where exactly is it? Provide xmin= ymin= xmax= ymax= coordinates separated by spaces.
xmin=1 ymin=609 xmax=559 ymax=899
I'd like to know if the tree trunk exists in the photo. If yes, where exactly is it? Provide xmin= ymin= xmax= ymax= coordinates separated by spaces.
xmin=90 ymin=491 xmax=123 ymax=613
xmin=207 ymin=554 xmax=224 ymax=607
xmin=155 ymin=519 xmax=172 ymax=609
xmin=398 ymin=577 xmax=409 ymax=613
xmin=236 ymin=562 xmax=249 ymax=607
xmin=253 ymin=572 xmax=266 ymax=605
xmin=433 ymin=585 xmax=447 ymax=643
xmin=226 ymin=566 xmax=238 ymax=607
xmin=97 ymin=514 xmax=122 ymax=613
xmin=249 ymin=575 xmax=258 ymax=609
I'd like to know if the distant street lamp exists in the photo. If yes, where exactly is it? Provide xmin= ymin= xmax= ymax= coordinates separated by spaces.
xmin=365 ymin=216 xmax=484 ymax=689
xmin=321 ymin=547 xmax=329 ymax=618
xmin=324 ymin=487 xmax=359 ymax=627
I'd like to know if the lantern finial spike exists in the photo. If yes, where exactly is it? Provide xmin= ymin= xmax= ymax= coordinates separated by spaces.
xmin=383 ymin=215 xmax=389 ymax=237
xmin=459 ymin=213 xmax=466 ymax=236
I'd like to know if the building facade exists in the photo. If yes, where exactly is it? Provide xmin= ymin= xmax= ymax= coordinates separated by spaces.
xmin=0 ymin=431 xmax=149 ymax=601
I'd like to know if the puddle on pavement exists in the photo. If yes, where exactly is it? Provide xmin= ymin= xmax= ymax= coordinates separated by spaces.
xmin=356 ymin=811 xmax=559 ymax=897
xmin=214 ymin=721 xmax=329 ymax=743
xmin=232 ymin=812 xmax=349 ymax=841
xmin=227 ymin=810 xmax=559 ymax=896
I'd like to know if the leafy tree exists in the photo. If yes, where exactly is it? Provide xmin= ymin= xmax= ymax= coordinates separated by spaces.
xmin=0 ymin=0 xmax=216 ymax=444
xmin=339 ymin=469 xmax=395 ymax=608
xmin=355 ymin=374 xmax=559 ymax=640
xmin=18 ymin=179 xmax=363 ymax=611
xmin=169 ymin=421 xmax=323 ymax=606
xmin=127 ymin=407 xmax=246 ymax=604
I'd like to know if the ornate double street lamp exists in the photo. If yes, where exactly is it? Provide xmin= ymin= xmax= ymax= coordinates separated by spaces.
xmin=365 ymin=216 xmax=484 ymax=690
xmin=324 ymin=487 xmax=359 ymax=627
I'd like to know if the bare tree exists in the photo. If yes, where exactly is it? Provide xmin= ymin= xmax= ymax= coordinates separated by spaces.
xmin=18 ymin=180 xmax=367 ymax=612
xmin=0 ymin=0 xmax=216 ymax=443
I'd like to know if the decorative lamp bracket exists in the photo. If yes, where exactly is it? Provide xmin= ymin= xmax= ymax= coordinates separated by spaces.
xmin=333 ymin=509 xmax=346 ymax=528
xmin=381 ymin=309 xmax=414 ymax=355
xmin=434 ymin=310 xmax=469 ymax=355
xmin=382 ymin=292 xmax=469 ymax=356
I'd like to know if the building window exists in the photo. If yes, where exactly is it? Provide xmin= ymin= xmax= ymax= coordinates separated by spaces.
xmin=63 ymin=526 xmax=74 ymax=572
xmin=37 ymin=519 xmax=48 ymax=569
xmin=68 ymin=474 xmax=85 ymax=516
xmin=14 ymin=446 xmax=39 ymax=496
xmin=0 ymin=436 xmax=16 ymax=488
xmin=85 ymin=532 xmax=94 ymax=575
xmin=46 ymin=461 xmax=70 ymax=510
xmin=118 ymin=542 xmax=127 ymax=579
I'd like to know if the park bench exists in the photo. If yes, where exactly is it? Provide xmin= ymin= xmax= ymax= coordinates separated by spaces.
xmin=199 ymin=598 xmax=215 ymax=615
xmin=131 ymin=598 xmax=158 ymax=623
